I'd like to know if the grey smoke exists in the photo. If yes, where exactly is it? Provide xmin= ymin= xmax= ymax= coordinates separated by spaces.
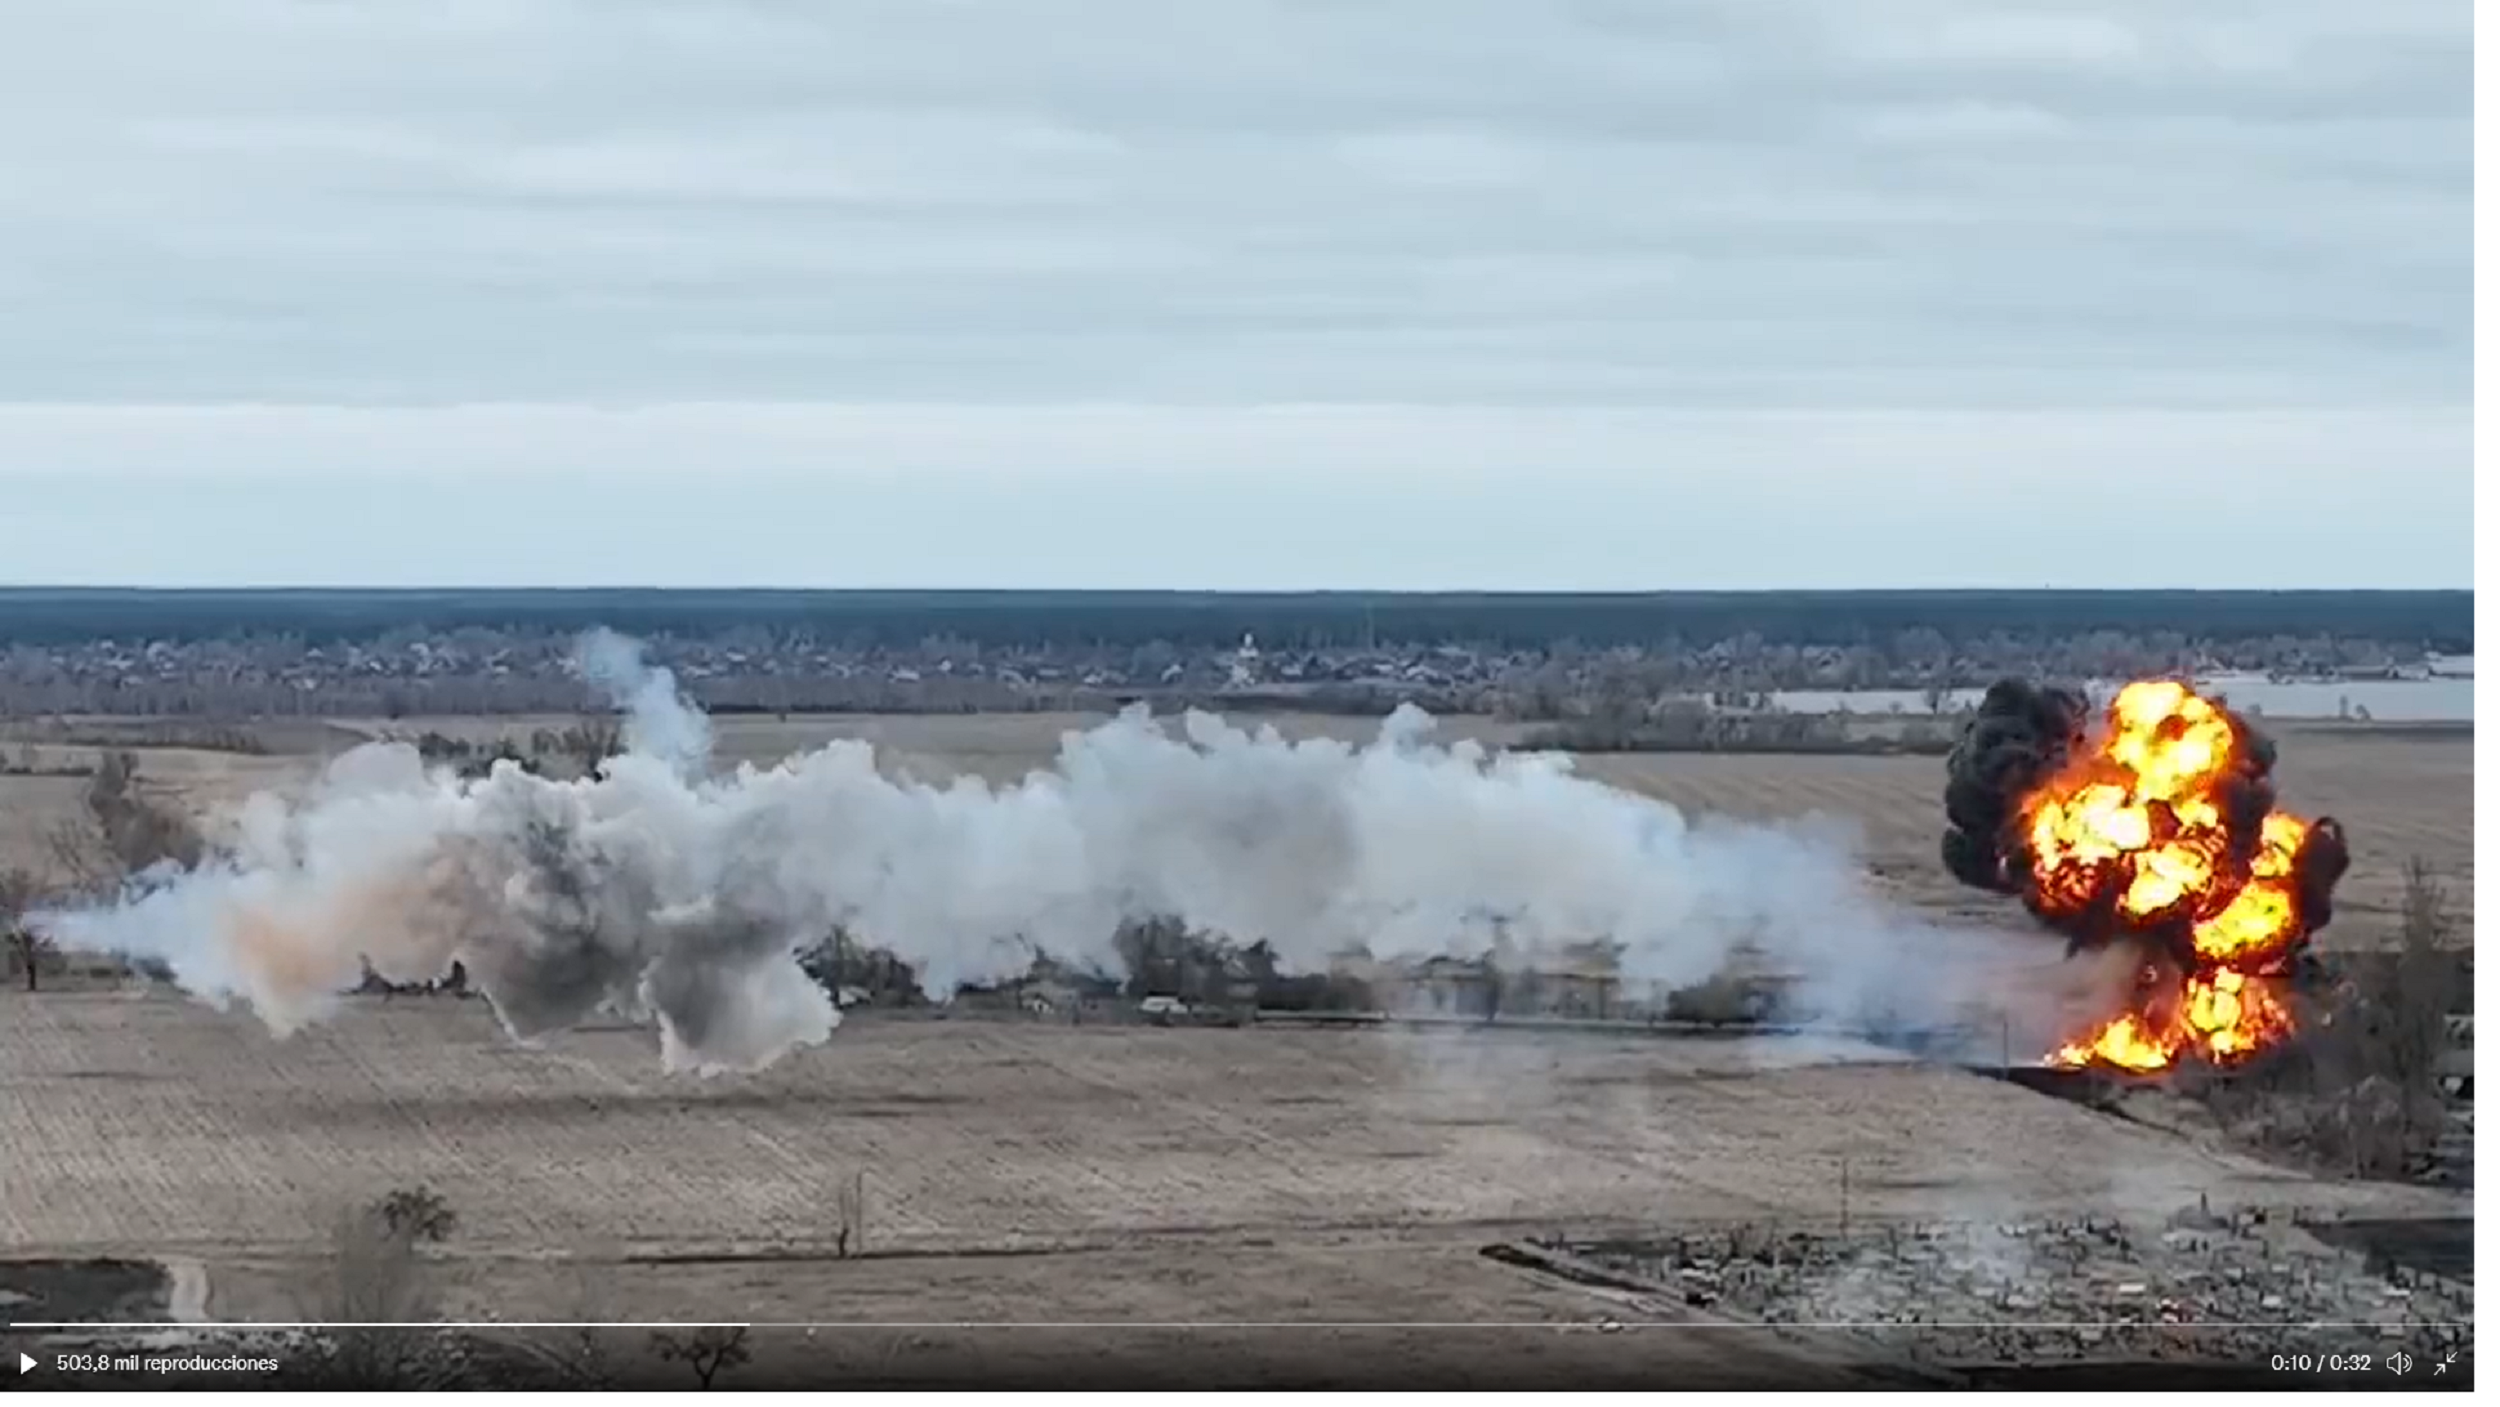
xmin=574 ymin=625 xmax=713 ymax=776
xmin=33 ymin=631 xmax=1985 ymax=1074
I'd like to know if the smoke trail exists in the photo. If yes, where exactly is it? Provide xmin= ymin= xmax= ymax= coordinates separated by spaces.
xmin=33 ymin=633 xmax=1967 ymax=1074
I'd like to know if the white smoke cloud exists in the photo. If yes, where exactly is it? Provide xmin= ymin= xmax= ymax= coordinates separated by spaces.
xmin=32 ymin=631 xmax=1969 ymax=1074
xmin=573 ymin=625 xmax=713 ymax=777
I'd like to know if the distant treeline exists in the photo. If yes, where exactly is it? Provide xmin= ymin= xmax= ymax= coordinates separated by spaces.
xmin=1521 ymin=715 xmax=1959 ymax=756
xmin=0 ymin=587 xmax=2471 ymax=651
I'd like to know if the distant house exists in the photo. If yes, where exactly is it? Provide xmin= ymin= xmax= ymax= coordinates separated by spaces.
xmin=1021 ymin=978 xmax=1079 ymax=1015
xmin=1408 ymin=956 xmax=1496 ymax=1018
xmin=1347 ymin=939 xmax=1802 ymax=1024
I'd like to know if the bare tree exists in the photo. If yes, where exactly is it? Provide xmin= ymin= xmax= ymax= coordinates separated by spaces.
xmin=318 ymin=1205 xmax=430 ymax=1323
xmin=0 ymin=867 xmax=45 ymax=991
xmin=84 ymin=751 xmax=205 ymax=873
xmin=2379 ymin=857 xmax=2460 ymax=1158
xmin=2210 ymin=856 xmax=2461 ymax=1179
xmin=835 ymin=1170 xmax=867 ymax=1259
xmin=292 ymin=1194 xmax=449 ymax=1388
xmin=44 ymin=818 xmax=117 ymax=896
xmin=48 ymin=752 xmax=204 ymax=895
xmin=649 ymin=1326 xmax=751 ymax=1390
xmin=561 ymin=1279 xmax=624 ymax=1389
xmin=531 ymin=720 xmax=624 ymax=777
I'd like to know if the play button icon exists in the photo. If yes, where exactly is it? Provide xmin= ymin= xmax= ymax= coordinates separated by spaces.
xmin=17 ymin=1352 xmax=33 ymax=1375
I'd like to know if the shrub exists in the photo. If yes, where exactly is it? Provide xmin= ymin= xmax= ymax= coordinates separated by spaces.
xmin=376 ymin=1185 xmax=458 ymax=1244
xmin=649 ymin=1326 xmax=751 ymax=1389
xmin=2206 ymin=857 xmax=2462 ymax=1179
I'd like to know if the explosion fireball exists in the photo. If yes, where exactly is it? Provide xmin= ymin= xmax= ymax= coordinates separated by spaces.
xmin=1942 ymin=678 xmax=2349 ymax=1073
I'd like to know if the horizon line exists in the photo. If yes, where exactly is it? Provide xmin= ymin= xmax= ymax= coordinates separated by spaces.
xmin=0 ymin=584 xmax=2471 ymax=597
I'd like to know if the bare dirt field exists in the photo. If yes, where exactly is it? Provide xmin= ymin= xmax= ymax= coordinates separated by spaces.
xmin=21 ymin=996 xmax=2463 ymax=1267
xmin=0 ymin=993 xmax=2470 ymax=1385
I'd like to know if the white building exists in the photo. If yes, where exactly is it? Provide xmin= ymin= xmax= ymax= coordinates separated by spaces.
xmin=1228 ymin=633 xmax=1262 ymax=690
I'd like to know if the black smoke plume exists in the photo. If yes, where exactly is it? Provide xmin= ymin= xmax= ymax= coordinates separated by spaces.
xmin=1940 ymin=677 xmax=2350 ymax=968
xmin=1940 ymin=680 xmax=2091 ymax=900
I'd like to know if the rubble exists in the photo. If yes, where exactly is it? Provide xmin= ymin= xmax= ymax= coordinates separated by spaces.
xmin=1542 ymin=1209 xmax=2472 ymax=1368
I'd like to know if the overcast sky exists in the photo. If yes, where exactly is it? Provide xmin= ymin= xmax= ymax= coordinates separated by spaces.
xmin=0 ymin=0 xmax=2471 ymax=589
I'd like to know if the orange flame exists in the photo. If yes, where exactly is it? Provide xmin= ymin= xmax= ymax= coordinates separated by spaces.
xmin=2047 ymin=968 xmax=2296 ymax=1072
xmin=2025 ymin=681 xmax=2312 ymax=1073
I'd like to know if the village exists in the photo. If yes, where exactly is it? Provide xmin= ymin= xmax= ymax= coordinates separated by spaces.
xmin=0 ymin=619 xmax=2455 ymax=723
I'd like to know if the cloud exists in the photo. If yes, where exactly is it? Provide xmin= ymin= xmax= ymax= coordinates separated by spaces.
xmin=0 ymin=0 xmax=2466 ymax=407
xmin=0 ymin=2 xmax=2466 ymax=589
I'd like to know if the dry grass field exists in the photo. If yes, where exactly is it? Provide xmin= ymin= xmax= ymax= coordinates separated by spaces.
xmin=21 ymin=997 xmax=2465 ymax=1265
xmin=1 ymin=997 xmax=2463 ymax=1312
